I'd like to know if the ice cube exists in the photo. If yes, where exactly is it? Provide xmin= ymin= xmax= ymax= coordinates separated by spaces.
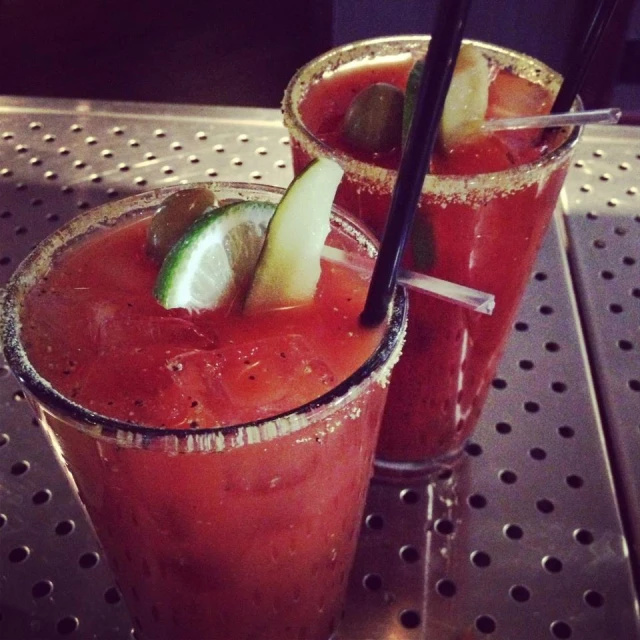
xmin=94 ymin=305 xmax=218 ymax=353
xmin=168 ymin=335 xmax=337 ymax=428
xmin=77 ymin=345 xmax=190 ymax=427
xmin=167 ymin=350 xmax=232 ymax=428
xmin=22 ymin=287 xmax=102 ymax=383
xmin=217 ymin=334 xmax=336 ymax=419
xmin=121 ymin=314 xmax=215 ymax=350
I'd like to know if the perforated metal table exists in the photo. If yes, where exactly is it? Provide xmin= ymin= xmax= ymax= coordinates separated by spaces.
xmin=1 ymin=98 xmax=638 ymax=640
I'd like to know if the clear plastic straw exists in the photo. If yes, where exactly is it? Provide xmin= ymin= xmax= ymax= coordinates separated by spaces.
xmin=481 ymin=107 xmax=621 ymax=131
xmin=323 ymin=246 xmax=494 ymax=315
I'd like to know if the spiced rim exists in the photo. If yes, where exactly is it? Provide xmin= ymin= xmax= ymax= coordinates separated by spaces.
xmin=282 ymin=34 xmax=584 ymax=188
xmin=1 ymin=182 xmax=408 ymax=445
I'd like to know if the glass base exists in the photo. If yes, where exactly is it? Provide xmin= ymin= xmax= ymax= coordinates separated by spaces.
xmin=373 ymin=443 xmax=467 ymax=482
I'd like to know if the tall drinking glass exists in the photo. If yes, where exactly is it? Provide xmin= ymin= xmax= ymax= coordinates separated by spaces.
xmin=283 ymin=35 xmax=582 ymax=476
xmin=1 ymin=183 xmax=407 ymax=639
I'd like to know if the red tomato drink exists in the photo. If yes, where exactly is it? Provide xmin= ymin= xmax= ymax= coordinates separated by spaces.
xmin=2 ymin=183 xmax=407 ymax=639
xmin=283 ymin=36 xmax=581 ymax=474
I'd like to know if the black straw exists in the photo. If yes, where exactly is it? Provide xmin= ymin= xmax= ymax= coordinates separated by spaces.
xmin=360 ymin=0 xmax=472 ymax=327
xmin=551 ymin=0 xmax=621 ymax=114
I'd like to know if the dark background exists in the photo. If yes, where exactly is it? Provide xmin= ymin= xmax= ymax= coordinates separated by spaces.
xmin=0 ymin=0 xmax=637 ymax=111
xmin=0 ymin=1 xmax=329 ymax=107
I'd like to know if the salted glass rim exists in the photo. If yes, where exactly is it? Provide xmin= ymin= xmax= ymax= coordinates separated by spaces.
xmin=1 ymin=182 xmax=408 ymax=449
xmin=282 ymin=34 xmax=583 ymax=196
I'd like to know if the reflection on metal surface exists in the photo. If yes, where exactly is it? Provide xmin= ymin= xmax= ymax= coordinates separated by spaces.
xmin=345 ymin=213 xmax=637 ymax=639
xmin=0 ymin=100 xmax=638 ymax=639
xmin=564 ymin=217 xmax=640 ymax=582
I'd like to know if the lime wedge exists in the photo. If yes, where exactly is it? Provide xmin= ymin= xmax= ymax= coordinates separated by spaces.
xmin=439 ymin=43 xmax=490 ymax=151
xmin=244 ymin=158 xmax=344 ymax=313
xmin=153 ymin=201 xmax=275 ymax=311
xmin=402 ymin=58 xmax=424 ymax=146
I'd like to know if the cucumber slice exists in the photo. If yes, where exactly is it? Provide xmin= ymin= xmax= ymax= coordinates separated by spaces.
xmin=439 ymin=43 xmax=490 ymax=151
xmin=244 ymin=158 xmax=344 ymax=313
xmin=154 ymin=201 xmax=275 ymax=311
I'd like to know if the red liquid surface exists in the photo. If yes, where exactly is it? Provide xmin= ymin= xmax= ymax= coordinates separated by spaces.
xmin=293 ymin=56 xmax=572 ymax=466
xmin=21 ymin=215 xmax=387 ymax=639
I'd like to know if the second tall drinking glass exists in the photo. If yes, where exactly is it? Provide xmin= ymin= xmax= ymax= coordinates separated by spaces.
xmin=283 ymin=35 xmax=582 ymax=475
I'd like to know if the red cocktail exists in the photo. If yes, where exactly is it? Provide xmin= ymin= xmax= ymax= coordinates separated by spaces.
xmin=2 ymin=183 xmax=407 ymax=639
xmin=283 ymin=36 xmax=581 ymax=474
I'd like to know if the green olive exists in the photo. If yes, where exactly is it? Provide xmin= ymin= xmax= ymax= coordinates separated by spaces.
xmin=146 ymin=187 xmax=216 ymax=263
xmin=342 ymin=83 xmax=404 ymax=153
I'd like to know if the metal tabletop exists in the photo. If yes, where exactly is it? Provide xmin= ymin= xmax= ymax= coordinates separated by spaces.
xmin=0 ymin=97 xmax=638 ymax=640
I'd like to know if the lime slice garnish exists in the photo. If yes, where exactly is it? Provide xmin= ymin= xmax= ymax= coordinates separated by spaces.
xmin=153 ymin=201 xmax=275 ymax=311
xmin=244 ymin=158 xmax=344 ymax=313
